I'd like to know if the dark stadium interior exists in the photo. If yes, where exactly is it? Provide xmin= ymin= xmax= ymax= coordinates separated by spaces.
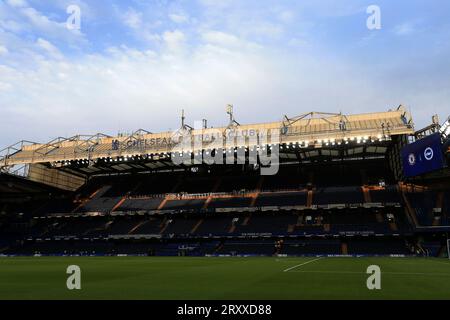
xmin=1 ymin=154 xmax=449 ymax=257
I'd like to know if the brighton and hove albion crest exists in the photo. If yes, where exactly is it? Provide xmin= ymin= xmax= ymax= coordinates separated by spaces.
xmin=424 ymin=147 xmax=434 ymax=161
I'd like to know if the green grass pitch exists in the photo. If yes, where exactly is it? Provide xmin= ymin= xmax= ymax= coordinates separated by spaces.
xmin=1 ymin=256 xmax=449 ymax=300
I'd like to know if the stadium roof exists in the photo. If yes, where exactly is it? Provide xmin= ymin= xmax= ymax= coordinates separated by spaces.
xmin=0 ymin=172 xmax=66 ymax=199
xmin=0 ymin=106 xmax=414 ymax=176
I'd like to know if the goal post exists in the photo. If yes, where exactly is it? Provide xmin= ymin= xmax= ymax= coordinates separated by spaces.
xmin=447 ymin=239 xmax=450 ymax=260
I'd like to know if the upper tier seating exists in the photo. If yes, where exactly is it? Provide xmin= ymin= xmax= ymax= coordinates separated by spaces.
xmin=216 ymin=175 xmax=259 ymax=192
xmin=78 ymin=197 xmax=121 ymax=213
xmin=369 ymin=185 xmax=401 ymax=203
xmin=255 ymin=192 xmax=307 ymax=207
xmin=129 ymin=216 xmax=163 ymax=235
xmin=176 ymin=177 xmax=218 ymax=194
xmin=208 ymin=197 xmax=252 ymax=208
xmin=163 ymin=216 xmax=198 ymax=235
xmin=406 ymin=191 xmax=436 ymax=226
xmin=314 ymin=186 xmax=364 ymax=205
xmin=164 ymin=199 xmax=206 ymax=210
xmin=195 ymin=216 xmax=233 ymax=235
xmin=261 ymin=172 xmax=308 ymax=190
xmin=132 ymin=174 xmax=178 ymax=196
xmin=119 ymin=198 xmax=163 ymax=211
xmin=234 ymin=213 xmax=297 ymax=235
xmin=34 ymin=198 xmax=77 ymax=215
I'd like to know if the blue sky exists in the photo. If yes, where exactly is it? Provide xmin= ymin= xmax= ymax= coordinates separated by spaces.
xmin=0 ymin=0 xmax=449 ymax=147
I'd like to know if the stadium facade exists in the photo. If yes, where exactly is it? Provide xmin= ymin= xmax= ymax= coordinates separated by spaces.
xmin=0 ymin=105 xmax=449 ymax=257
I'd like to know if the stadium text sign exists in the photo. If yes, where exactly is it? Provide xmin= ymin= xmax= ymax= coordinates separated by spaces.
xmin=109 ymin=122 xmax=280 ymax=175
xmin=111 ymin=137 xmax=176 ymax=150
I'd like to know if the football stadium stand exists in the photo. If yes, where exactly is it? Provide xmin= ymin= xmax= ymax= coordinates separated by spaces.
xmin=0 ymin=106 xmax=449 ymax=257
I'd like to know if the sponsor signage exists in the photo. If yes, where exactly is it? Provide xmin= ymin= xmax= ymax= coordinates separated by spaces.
xmin=401 ymin=133 xmax=444 ymax=177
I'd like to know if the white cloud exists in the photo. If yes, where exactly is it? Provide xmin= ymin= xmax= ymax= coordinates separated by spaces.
xmin=201 ymin=31 xmax=241 ymax=47
xmin=122 ymin=8 xmax=142 ymax=29
xmin=22 ymin=7 xmax=62 ymax=29
xmin=6 ymin=0 xmax=28 ymax=8
xmin=0 ymin=82 xmax=13 ymax=91
xmin=2 ymin=0 xmax=85 ymax=45
xmin=118 ymin=7 xmax=163 ymax=45
xmin=0 ymin=19 xmax=25 ymax=33
xmin=169 ymin=13 xmax=189 ymax=24
xmin=2 ymin=35 xmax=448 ymax=148
xmin=36 ymin=38 xmax=63 ymax=60
xmin=163 ymin=30 xmax=186 ymax=52
xmin=0 ymin=45 xmax=8 ymax=55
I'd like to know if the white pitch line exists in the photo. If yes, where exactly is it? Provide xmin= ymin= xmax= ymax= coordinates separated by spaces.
xmin=283 ymin=257 xmax=324 ymax=272
xmin=290 ymin=270 xmax=450 ymax=276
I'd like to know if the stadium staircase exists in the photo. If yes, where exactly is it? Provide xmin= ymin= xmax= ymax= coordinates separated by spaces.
xmin=97 ymin=221 xmax=113 ymax=235
xmin=307 ymin=190 xmax=313 ymax=207
xmin=389 ymin=222 xmax=398 ymax=232
xmin=112 ymin=181 xmax=142 ymax=212
xmin=128 ymin=220 xmax=148 ymax=234
xmin=250 ymin=176 xmax=264 ymax=207
xmin=228 ymin=223 xmax=236 ymax=233
xmin=341 ymin=242 xmax=348 ymax=255
xmin=190 ymin=219 xmax=204 ymax=234
xmin=72 ymin=185 xmax=109 ymax=213
xmin=159 ymin=218 xmax=169 ymax=234
xmin=399 ymin=183 xmax=420 ymax=227
xmin=111 ymin=197 xmax=127 ymax=212
xmin=214 ymin=241 xmax=224 ymax=254
xmin=158 ymin=178 xmax=183 ymax=210
xmin=203 ymin=177 xmax=222 ymax=209
xmin=362 ymin=186 xmax=372 ymax=203
xmin=157 ymin=198 xmax=169 ymax=210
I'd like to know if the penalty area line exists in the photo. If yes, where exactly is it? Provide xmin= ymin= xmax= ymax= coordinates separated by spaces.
xmin=283 ymin=257 xmax=325 ymax=272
